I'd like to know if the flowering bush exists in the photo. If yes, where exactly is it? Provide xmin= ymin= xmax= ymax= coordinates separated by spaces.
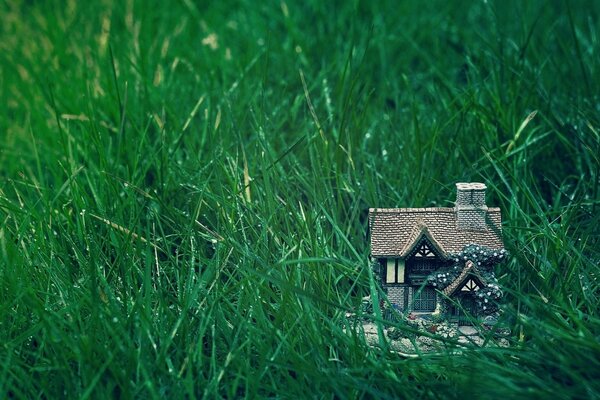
xmin=452 ymin=245 xmax=508 ymax=269
xmin=434 ymin=322 xmax=457 ymax=339
xmin=428 ymin=265 xmax=462 ymax=290
xmin=387 ymin=315 xmax=458 ymax=341
xmin=475 ymin=283 xmax=503 ymax=315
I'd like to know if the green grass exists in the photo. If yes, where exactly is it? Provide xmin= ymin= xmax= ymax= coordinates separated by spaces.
xmin=1 ymin=0 xmax=599 ymax=398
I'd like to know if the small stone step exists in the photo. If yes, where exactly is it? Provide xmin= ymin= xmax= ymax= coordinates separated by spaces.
xmin=458 ymin=326 xmax=478 ymax=336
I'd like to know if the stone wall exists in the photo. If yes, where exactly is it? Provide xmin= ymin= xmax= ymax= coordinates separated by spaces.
xmin=387 ymin=286 xmax=406 ymax=310
xmin=456 ymin=208 xmax=488 ymax=230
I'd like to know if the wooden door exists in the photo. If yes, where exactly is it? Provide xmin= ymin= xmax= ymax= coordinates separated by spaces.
xmin=452 ymin=293 xmax=477 ymax=326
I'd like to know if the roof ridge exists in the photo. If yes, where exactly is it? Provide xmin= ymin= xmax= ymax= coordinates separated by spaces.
xmin=369 ymin=207 xmax=456 ymax=213
xmin=369 ymin=207 xmax=501 ymax=213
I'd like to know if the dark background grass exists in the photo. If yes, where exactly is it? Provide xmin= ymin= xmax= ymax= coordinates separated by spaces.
xmin=1 ymin=0 xmax=599 ymax=398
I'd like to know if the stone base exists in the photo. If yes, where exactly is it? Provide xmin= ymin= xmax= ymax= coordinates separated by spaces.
xmin=354 ymin=318 xmax=510 ymax=356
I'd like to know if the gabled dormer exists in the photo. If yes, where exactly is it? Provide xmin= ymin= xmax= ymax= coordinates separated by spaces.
xmin=399 ymin=222 xmax=448 ymax=260
xmin=405 ymin=236 xmax=446 ymax=285
xmin=394 ymin=222 xmax=447 ymax=283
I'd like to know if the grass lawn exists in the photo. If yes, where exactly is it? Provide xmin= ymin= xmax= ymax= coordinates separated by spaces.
xmin=1 ymin=0 xmax=599 ymax=398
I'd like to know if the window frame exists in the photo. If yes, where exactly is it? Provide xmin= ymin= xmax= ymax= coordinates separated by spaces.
xmin=409 ymin=259 xmax=438 ymax=273
xmin=384 ymin=258 xmax=405 ymax=284
xmin=412 ymin=286 xmax=437 ymax=312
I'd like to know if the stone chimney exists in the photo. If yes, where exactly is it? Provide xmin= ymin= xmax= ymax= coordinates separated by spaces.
xmin=455 ymin=182 xmax=488 ymax=230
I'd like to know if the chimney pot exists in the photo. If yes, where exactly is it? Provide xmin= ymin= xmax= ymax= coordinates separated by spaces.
xmin=455 ymin=182 xmax=488 ymax=230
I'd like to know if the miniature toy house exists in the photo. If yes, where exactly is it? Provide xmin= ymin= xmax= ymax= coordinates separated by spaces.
xmin=369 ymin=183 xmax=506 ymax=321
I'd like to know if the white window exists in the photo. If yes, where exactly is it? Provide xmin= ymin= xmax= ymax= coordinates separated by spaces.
xmin=414 ymin=242 xmax=435 ymax=258
xmin=385 ymin=259 xmax=405 ymax=284
xmin=386 ymin=259 xmax=395 ymax=283
xmin=461 ymin=278 xmax=481 ymax=292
